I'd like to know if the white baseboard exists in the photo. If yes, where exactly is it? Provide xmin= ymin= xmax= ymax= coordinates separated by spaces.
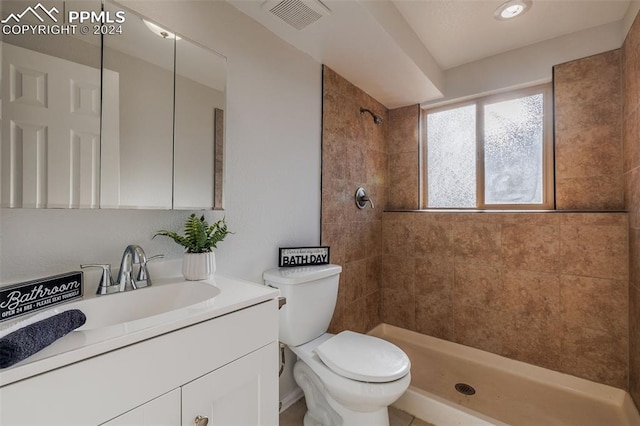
xmin=280 ymin=387 xmax=304 ymax=413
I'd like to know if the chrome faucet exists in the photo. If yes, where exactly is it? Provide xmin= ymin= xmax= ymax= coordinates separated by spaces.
xmin=117 ymin=245 xmax=163 ymax=291
xmin=81 ymin=245 xmax=163 ymax=295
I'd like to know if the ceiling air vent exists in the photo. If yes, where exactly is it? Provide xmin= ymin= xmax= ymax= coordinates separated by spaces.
xmin=262 ymin=0 xmax=330 ymax=30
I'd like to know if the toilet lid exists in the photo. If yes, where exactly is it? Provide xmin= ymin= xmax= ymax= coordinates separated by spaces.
xmin=314 ymin=331 xmax=410 ymax=383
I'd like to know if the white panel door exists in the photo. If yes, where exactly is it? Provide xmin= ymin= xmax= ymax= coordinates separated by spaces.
xmin=181 ymin=342 xmax=279 ymax=426
xmin=100 ymin=388 xmax=181 ymax=426
xmin=1 ymin=42 xmax=100 ymax=208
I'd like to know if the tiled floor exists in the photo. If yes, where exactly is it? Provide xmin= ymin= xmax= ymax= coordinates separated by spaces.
xmin=279 ymin=398 xmax=434 ymax=426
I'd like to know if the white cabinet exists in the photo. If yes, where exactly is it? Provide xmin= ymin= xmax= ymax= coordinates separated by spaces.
xmin=101 ymin=389 xmax=181 ymax=426
xmin=182 ymin=343 xmax=278 ymax=426
xmin=0 ymin=299 xmax=278 ymax=425
xmin=102 ymin=343 xmax=278 ymax=426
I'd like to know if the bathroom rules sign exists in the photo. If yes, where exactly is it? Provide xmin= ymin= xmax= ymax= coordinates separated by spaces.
xmin=279 ymin=247 xmax=330 ymax=267
xmin=0 ymin=272 xmax=83 ymax=322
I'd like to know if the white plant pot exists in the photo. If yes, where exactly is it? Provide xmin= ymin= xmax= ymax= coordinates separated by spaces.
xmin=182 ymin=252 xmax=216 ymax=281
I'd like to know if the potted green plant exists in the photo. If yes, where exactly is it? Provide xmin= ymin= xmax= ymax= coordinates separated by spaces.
xmin=154 ymin=214 xmax=232 ymax=280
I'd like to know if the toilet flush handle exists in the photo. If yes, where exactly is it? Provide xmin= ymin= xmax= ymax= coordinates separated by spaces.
xmin=355 ymin=187 xmax=374 ymax=209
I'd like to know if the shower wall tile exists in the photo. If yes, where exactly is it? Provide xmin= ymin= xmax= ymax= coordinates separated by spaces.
xmin=344 ymin=259 xmax=368 ymax=304
xmin=555 ymin=125 xmax=623 ymax=178
xmin=554 ymin=49 xmax=624 ymax=210
xmin=559 ymin=212 xmax=628 ymax=226
xmin=502 ymin=224 xmax=560 ymax=272
xmin=414 ymin=220 xmax=454 ymax=257
xmin=383 ymin=219 xmax=415 ymax=257
xmin=321 ymin=66 xmax=388 ymax=334
xmin=382 ymin=255 xmax=414 ymax=293
xmin=631 ymin=229 xmax=640 ymax=291
xmin=382 ymin=289 xmax=415 ymax=330
xmin=555 ymin=175 xmax=625 ymax=211
xmin=388 ymin=105 xmax=420 ymax=210
xmin=345 ymin=221 xmax=368 ymax=262
xmin=414 ymin=255 xmax=454 ymax=297
xmin=501 ymin=270 xmax=560 ymax=318
xmin=453 ymin=305 xmax=505 ymax=354
xmin=381 ymin=210 xmax=629 ymax=388
xmin=623 ymin=107 xmax=640 ymax=172
xmin=364 ymin=291 xmax=381 ymax=332
xmin=502 ymin=315 xmax=562 ymax=371
xmin=560 ymin=325 xmax=628 ymax=389
xmin=623 ymin=14 xmax=640 ymax=120
xmin=388 ymin=105 xmax=419 ymax=154
xmin=388 ymin=152 xmax=419 ymax=210
xmin=501 ymin=212 xmax=560 ymax=225
xmin=560 ymin=223 xmax=628 ymax=280
xmin=344 ymin=297 xmax=366 ymax=334
xmin=453 ymin=221 xmax=502 ymax=267
xmin=623 ymin=10 xmax=640 ymax=407
xmin=321 ymin=222 xmax=346 ymax=266
xmin=454 ymin=264 xmax=502 ymax=311
xmin=365 ymin=257 xmax=381 ymax=295
xmin=560 ymin=275 xmax=628 ymax=335
xmin=415 ymin=294 xmax=453 ymax=341
xmin=626 ymin=166 xmax=640 ymax=229
xmin=630 ymin=284 xmax=640 ymax=403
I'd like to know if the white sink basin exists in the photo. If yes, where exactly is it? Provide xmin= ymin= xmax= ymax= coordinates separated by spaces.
xmin=0 ymin=271 xmax=279 ymax=387
xmin=66 ymin=280 xmax=220 ymax=331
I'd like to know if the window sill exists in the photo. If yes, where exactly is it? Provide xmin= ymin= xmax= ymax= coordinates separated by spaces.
xmin=383 ymin=209 xmax=628 ymax=214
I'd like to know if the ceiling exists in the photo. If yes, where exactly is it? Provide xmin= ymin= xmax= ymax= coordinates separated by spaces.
xmin=229 ymin=0 xmax=638 ymax=108
xmin=394 ymin=0 xmax=631 ymax=70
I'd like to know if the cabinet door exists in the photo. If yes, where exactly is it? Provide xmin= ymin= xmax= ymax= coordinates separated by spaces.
xmin=101 ymin=388 xmax=181 ymax=426
xmin=182 ymin=342 xmax=278 ymax=426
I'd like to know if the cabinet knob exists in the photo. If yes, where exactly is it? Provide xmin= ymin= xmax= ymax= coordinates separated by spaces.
xmin=195 ymin=415 xmax=209 ymax=426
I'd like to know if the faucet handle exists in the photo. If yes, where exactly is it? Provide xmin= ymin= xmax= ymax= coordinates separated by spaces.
xmin=136 ymin=254 xmax=164 ymax=283
xmin=80 ymin=264 xmax=115 ymax=295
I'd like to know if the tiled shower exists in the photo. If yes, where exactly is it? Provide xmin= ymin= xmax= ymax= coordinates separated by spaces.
xmin=321 ymin=10 xmax=640 ymax=408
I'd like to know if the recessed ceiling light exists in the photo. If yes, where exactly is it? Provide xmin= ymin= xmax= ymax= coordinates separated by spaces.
xmin=494 ymin=0 xmax=531 ymax=20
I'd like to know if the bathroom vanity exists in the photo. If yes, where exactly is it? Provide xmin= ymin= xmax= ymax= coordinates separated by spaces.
xmin=0 ymin=273 xmax=279 ymax=425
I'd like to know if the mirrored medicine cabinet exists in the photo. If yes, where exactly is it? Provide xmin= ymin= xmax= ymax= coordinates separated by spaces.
xmin=1 ymin=0 xmax=226 ymax=210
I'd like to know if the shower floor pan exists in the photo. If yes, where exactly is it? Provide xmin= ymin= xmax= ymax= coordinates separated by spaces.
xmin=369 ymin=324 xmax=640 ymax=426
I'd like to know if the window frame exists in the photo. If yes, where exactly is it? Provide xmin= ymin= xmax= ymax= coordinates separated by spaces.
xmin=420 ymin=84 xmax=554 ymax=210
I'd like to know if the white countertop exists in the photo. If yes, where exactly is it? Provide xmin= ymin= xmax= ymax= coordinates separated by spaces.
xmin=0 ymin=271 xmax=279 ymax=387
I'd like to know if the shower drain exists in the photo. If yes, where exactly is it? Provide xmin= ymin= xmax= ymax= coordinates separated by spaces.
xmin=455 ymin=382 xmax=476 ymax=396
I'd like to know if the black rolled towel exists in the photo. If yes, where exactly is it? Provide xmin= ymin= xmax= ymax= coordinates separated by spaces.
xmin=0 ymin=309 xmax=86 ymax=369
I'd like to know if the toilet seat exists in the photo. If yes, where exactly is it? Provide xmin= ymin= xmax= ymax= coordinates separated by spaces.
xmin=314 ymin=331 xmax=410 ymax=383
xmin=291 ymin=333 xmax=412 ymax=414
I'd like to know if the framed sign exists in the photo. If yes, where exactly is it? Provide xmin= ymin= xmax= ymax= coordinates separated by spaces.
xmin=279 ymin=246 xmax=330 ymax=267
xmin=0 ymin=272 xmax=83 ymax=322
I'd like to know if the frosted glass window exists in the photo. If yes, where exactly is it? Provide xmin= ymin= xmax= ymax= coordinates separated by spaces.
xmin=423 ymin=85 xmax=551 ymax=209
xmin=427 ymin=105 xmax=476 ymax=208
xmin=484 ymin=94 xmax=544 ymax=204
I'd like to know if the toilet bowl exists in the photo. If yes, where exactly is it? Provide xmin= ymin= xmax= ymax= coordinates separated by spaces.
xmin=263 ymin=265 xmax=411 ymax=426
xmin=291 ymin=332 xmax=411 ymax=426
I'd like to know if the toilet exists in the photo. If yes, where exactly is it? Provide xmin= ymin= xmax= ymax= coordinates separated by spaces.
xmin=263 ymin=264 xmax=411 ymax=426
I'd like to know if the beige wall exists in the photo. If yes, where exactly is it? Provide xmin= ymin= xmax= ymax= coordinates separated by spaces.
xmin=623 ymin=11 xmax=640 ymax=406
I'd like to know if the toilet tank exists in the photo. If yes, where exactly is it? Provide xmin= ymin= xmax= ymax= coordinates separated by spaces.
xmin=263 ymin=264 xmax=341 ymax=346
